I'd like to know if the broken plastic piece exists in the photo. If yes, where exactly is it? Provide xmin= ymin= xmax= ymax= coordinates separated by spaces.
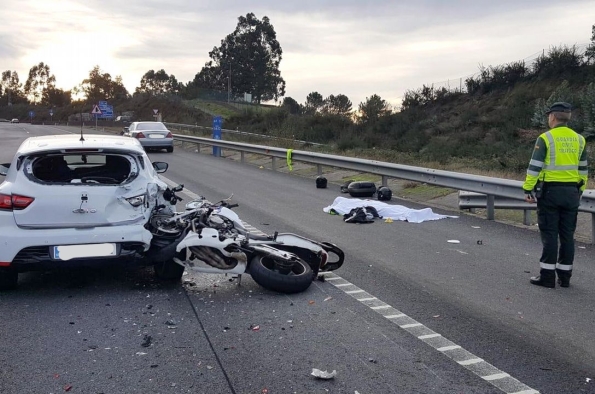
xmin=311 ymin=368 xmax=337 ymax=379
xmin=447 ymin=240 xmax=460 ymax=244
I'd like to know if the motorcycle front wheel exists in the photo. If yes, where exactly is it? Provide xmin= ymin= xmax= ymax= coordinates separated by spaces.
xmin=249 ymin=255 xmax=313 ymax=294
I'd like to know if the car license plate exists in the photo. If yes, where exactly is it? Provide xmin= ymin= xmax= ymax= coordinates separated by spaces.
xmin=53 ymin=243 xmax=117 ymax=260
xmin=148 ymin=134 xmax=165 ymax=139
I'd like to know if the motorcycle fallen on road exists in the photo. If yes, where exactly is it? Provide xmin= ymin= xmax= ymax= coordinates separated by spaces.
xmin=146 ymin=185 xmax=344 ymax=293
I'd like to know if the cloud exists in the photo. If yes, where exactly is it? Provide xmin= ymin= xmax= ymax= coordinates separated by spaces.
xmin=0 ymin=0 xmax=593 ymax=106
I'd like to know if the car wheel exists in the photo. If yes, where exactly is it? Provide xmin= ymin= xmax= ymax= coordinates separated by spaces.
xmin=0 ymin=268 xmax=18 ymax=291
xmin=153 ymin=259 xmax=185 ymax=281
xmin=166 ymin=146 xmax=174 ymax=153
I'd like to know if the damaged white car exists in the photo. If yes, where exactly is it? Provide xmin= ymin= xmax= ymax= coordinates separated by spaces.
xmin=0 ymin=134 xmax=182 ymax=290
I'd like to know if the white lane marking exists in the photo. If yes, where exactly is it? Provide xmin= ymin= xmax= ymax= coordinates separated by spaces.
xmin=357 ymin=297 xmax=377 ymax=302
xmin=419 ymin=334 xmax=442 ymax=339
xmin=400 ymin=323 xmax=423 ymax=329
xmin=437 ymin=345 xmax=461 ymax=352
xmin=370 ymin=305 xmax=391 ymax=310
xmin=483 ymin=373 xmax=510 ymax=381
xmin=159 ymin=177 xmax=541 ymax=394
xmin=322 ymin=273 xmax=540 ymax=394
xmin=458 ymin=358 xmax=484 ymax=366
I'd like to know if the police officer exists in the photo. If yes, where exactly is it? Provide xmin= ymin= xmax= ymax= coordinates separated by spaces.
xmin=523 ymin=102 xmax=588 ymax=288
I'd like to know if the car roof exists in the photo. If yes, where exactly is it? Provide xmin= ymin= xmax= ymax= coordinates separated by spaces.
xmin=17 ymin=134 xmax=145 ymax=155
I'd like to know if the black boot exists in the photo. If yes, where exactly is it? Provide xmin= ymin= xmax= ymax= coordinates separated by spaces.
xmin=530 ymin=276 xmax=555 ymax=288
xmin=556 ymin=269 xmax=571 ymax=288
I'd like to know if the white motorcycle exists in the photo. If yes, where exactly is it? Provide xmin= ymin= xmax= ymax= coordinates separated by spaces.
xmin=147 ymin=185 xmax=344 ymax=294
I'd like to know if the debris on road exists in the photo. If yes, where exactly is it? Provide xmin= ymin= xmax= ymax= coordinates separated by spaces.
xmin=477 ymin=240 xmax=483 ymax=245
xmin=311 ymin=368 xmax=337 ymax=379
xmin=447 ymin=240 xmax=460 ymax=244
xmin=368 ymin=358 xmax=378 ymax=364
xmin=250 ymin=324 xmax=260 ymax=331
xmin=309 ymin=300 xmax=315 ymax=305
xmin=63 ymin=385 xmax=72 ymax=392
xmin=141 ymin=334 xmax=152 ymax=348
xmin=324 ymin=296 xmax=333 ymax=301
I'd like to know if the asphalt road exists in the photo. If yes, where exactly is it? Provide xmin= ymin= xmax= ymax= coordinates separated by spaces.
xmin=1 ymin=123 xmax=594 ymax=394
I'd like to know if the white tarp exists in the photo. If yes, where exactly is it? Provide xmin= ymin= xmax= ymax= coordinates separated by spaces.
xmin=323 ymin=196 xmax=457 ymax=223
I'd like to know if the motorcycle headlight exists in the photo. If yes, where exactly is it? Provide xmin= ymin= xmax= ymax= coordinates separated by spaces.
xmin=146 ymin=183 xmax=159 ymax=198
xmin=126 ymin=195 xmax=146 ymax=207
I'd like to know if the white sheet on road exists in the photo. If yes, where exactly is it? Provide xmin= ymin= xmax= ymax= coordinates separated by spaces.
xmin=323 ymin=196 xmax=458 ymax=223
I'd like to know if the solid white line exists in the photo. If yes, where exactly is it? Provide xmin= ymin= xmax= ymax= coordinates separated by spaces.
xmin=418 ymin=333 xmax=441 ymax=339
xmin=457 ymin=358 xmax=483 ymax=366
xmin=345 ymin=290 xmax=365 ymax=294
xmin=400 ymin=323 xmax=423 ymax=329
xmin=357 ymin=297 xmax=377 ymax=302
xmin=324 ymin=277 xmax=343 ymax=281
xmin=385 ymin=314 xmax=406 ymax=319
xmin=508 ymin=390 xmax=540 ymax=394
xmin=437 ymin=345 xmax=461 ymax=352
xmin=482 ymin=373 xmax=510 ymax=381
xmin=370 ymin=305 xmax=391 ymax=310
xmin=335 ymin=283 xmax=352 ymax=287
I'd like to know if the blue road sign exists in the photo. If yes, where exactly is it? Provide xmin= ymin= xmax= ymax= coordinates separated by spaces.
xmin=29 ymin=110 xmax=35 ymax=118
xmin=212 ymin=116 xmax=222 ymax=157
xmin=49 ymin=109 xmax=53 ymax=116
xmin=98 ymin=101 xmax=113 ymax=118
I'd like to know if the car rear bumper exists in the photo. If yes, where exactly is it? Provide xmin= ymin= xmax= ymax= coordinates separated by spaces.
xmin=139 ymin=138 xmax=173 ymax=149
xmin=0 ymin=220 xmax=153 ymax=269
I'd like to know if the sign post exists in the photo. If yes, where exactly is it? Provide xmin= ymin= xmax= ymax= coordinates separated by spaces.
xmin=91 ymin=105 xmax=102 ymax=130
xmin=49 ymin=109 xmax=54 ymax=124
xmin=212 ymin=116 xmax=222 ymax=157
xmin=29 ymin=110 xmax=34 ymax=123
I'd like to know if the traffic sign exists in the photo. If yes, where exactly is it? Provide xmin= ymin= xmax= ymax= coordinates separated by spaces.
xmin=153 ymin=109 xmax=159 ymax=115
xmin=29 ymin=110 xmax=35 ymax=118
xmin=98 ymin=101 xmax=113 ymax=118
xmin=91 ymin=105 xmax=102 ymax=115
xmin=49 ymin=109 xmax=53 ymax=116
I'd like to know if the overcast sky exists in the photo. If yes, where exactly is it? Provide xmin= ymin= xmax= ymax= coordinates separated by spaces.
xmin=1 ymin=0 xmax=593 ymax=107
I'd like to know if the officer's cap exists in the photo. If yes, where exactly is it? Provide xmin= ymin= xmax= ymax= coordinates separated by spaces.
xmin=545 ymin=102 xmax=572 ymax=114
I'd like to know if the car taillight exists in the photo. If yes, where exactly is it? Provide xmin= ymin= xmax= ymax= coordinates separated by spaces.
xmin=136 ymin=132 xmax=146 ymax=139
xmin=0 ymin=193 xmax=35 ymax=210
xmin=166 ymin=132 xmax=173 ymax=138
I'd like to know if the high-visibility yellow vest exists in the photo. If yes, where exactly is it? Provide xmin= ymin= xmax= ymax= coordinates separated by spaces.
xmin=540 ymin=127 xmax=584 ymax=182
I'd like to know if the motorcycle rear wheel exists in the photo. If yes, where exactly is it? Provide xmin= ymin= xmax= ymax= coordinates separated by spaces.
xmin=153 ymin=259 xmax=185 ymax=281
xmin=249 ymin=255 xmax=313 ymax=294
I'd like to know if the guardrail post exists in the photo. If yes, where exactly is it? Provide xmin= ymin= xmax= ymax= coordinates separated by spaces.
xmin=382 ymin=176 xmax=388 ymax=187
xmin=272 ymin=157 xmax=277 ymax=171
xmin=317 ymin=164 xmax=322 ymax=176
xmin=486 ymin=195 xmax=495 ymax=220
xmin=241 ymin=151 xmax=245 ymax=164
xmin=523 ymin=210 xmax=531 ymax=226
xmin=197 ymin=143 xmax=201 ymax=153
xmin=592 ymin=213 xmax=595 ymax=245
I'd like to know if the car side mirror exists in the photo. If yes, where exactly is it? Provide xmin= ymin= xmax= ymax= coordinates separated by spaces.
xmin=0 ymin=163 xmax=10 ymax=176
xmin=152 ymin=162 xmax=168 ymax=174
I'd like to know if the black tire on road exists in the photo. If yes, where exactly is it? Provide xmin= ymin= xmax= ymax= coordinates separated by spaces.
xmin=153 ymin=259 xmax=185 ymax=281
xmin=0 ymin=268 xmax=18 ymax=291
xmin=167 ymin=146 xmax=174 ymax=153
xmin=249 ymin=255 xmax=313 ymax=294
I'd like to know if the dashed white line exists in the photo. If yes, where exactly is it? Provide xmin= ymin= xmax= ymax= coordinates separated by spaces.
xmin=335 ymin=283 xmax=352 ymax=287
xmin=370 ymin=305 xmax=391 ymax=310
xmin=437 ymin=345 xmax=462 ymax=352
xmin=419 ymin=333 xmax=442 ymax=339
xmin=400 ymin=323 xmax=423 ymax=329
xmin=385 ymin=314 xmax=406 ymax=319
xmin=458 ymin=358 xmax=484 ymax=366
xmin=357 ymin=297 xmax=377 ymax=302
xmin=483 ymin=373 xmax=510 ymax=381
xmin=345 ymin=290 xmax=365 ymax=294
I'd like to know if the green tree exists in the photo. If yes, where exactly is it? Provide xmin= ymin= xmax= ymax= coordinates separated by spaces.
xmin=136 ymin=69 xmax=181 ymax=95
xmin=78 ymin=66 xmax=129 ymax=103
xmin=281 ymin=97 xmax=300 ymax=114
xmin=24 ymin=62 xmax=56 ymax=104
xmin=1 ymin=70 xmax=26 ymax=105
xmin=323 ymin=94 xmax=352 ymax=116
xmin=357 ymin=94 xmax=391 ymax=124
xmin=302 ymin=91 xmax=324 ymax=114
xmin=43 ymin=87 xmax=71 ymax=107
xmin=198 ymin=13 xmax=286 ymax=102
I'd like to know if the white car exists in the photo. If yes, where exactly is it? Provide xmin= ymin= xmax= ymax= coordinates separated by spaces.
xmin=11 ymin=118 xmax=19 ymax=124
xmin=0 ymin=134 xmax=183 ymax=290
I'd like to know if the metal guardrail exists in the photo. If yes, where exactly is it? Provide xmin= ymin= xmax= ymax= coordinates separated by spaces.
xmin=172 ymin=133 xmax=595 ymax=243
xmin=165 ymin=122 xmax=325 ymax=147
xmin=458 ymin=191 xmax=536 ymax=225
